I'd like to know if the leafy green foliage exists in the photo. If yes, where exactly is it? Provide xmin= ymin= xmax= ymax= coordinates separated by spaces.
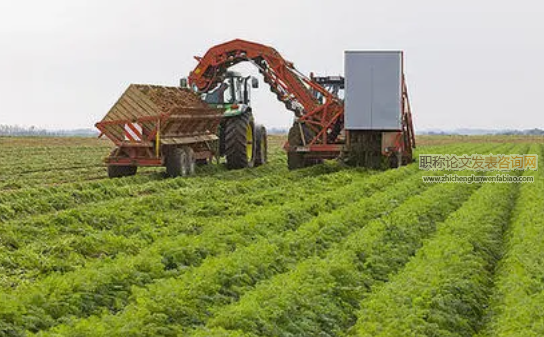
xmin=477 ymin=145 xmax=544 ymax=337
xmin=0 ymin=137 xmax=536 ymax=337
xmin=352 ymin=175 xmax=518 ymax=336
xmin=196 ymin=174 xmax=479 ymax=337
xmin=38 ymin=166 xmax=424 ymax=336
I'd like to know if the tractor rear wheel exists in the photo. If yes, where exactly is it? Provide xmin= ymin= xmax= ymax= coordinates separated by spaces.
xmin=107 ymin=165 xmax=137 ymax=178
xmin=166 ymin=146 xmax=189 ymax=177
xmin=287 ymin=123 xmax=323 ymax=170
xmin=224 ymin=112 xmax=256 ymax=169
xmin=254 ymin=124 xmax=268 ymax=166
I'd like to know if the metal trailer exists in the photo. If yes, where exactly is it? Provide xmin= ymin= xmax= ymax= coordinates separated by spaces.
xmin=344 ymin=51 xmax=415 ymax=169
xmin=96 ymin=84 xmax=223 ymax=178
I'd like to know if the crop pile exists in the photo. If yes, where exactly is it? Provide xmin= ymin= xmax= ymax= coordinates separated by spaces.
xmin=0 ymin=135 xmax=542 ymax=336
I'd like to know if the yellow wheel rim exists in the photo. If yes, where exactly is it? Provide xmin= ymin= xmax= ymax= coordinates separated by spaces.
xmin=246 ymin=124 xmax=253 ymax=160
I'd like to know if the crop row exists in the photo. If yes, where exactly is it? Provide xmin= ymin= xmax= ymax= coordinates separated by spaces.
xmin=0 ymin=151 xmax=105 ymax=176
xmin=0 ymin=137 xmax=283 ymax=180
xmin=0 ymin=166 xmax=110 ymax=191
xmin=0 ymin=154 xmax=342 ymax=222
xmin=0 ymin=140 xmax=496 ymax=216
xmin=0 ymin=142 xmax=504 ymax=284
xmin=0 ymin=166 xmax=365 ymax=286
xmin=349 ymin=144 xmax=527 ymax=337
xmin=23 ymin=143 xmax=502 ymax=329
xmin=0 ymin=144 xmax=108 ymax=156
xmin=0 ymin=164 xmax=419 ymax=335
xmin=0 ymin=141 xmax=510 ymax=334
xmin=0 ymin=146 xmax=107 ymax=162
xmin=351 ymin=170 xmax=521 ymax=336
xmin=34 ymin=165 xmax=437 ymax=336
xmin=189 ymin=143 xmax=521 ymax=337
xmin=0 ymin=140 xmax=498 ymax=221
xmin=188 ymin=172 xmax=481 ymax=337
xmin=476 ymin=144 xmax=544 ymax=337
xmin=0 ymin=138 xmax=291 ymax=194
xmin=20 ymin=143 xmax=504 ymax=335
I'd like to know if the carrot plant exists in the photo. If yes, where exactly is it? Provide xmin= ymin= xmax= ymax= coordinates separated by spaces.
xmin=0 ymin=167 xmax=368 ymax=285
xmin=351 ymin=174 xmax=520 ymax=336
xmin=0 ymin=136 xmax=531 ymax=337
xmin=477 ymin=144 xmax=544 ymax=337
xmin=0 ymin=165 xmax=412 ymax=334
xmin=35 ymin=166 xmax=429 ymax=336
xmin=192 ymin=172 xmax=480 ymax=337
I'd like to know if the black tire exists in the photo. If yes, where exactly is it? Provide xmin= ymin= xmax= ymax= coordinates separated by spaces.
xmin=287 ymin=123 xmax=306 ymax=170
xmin=287 ymin=123 xmax=323 ymax=170
xmin=254 ymin=125 xmax=268 ymax=167
xmin=106 ymin=148 xmax=137 ymax=178
xmin=184 ymin=146 xmax=196 ymax=175
xmin=224 ymin=112 xmax=256 ymax=169
xmin=107 ymin=165 xmax=137 ymax=178
xmin=388 ymin=152 xmax=402 ymax=169
xmin=287 ymin=151 xmax=305 ymax=170
xmin=165 ymin=147 xmax=189 ymax=177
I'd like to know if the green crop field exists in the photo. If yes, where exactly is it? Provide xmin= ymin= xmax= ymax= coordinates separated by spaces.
xmin=0 ymin=135 xmax=543 ymax=337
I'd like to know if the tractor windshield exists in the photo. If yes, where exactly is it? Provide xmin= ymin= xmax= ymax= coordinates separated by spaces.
xmin=203 ymin=76 xmax=243 ymax=105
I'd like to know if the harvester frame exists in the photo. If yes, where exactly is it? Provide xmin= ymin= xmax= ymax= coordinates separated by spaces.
xmin=187 ymin=39 xmax=415 ymax=168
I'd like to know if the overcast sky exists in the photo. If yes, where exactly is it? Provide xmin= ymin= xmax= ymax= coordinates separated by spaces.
xmin=0 ymin=0 xmax=542 ymax=131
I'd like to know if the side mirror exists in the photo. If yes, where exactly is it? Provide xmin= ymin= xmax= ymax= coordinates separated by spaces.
xmin=180 ymin=78 xmax=188 ymax=88
xmin=251 ymin=77 xmax=259 ymax=89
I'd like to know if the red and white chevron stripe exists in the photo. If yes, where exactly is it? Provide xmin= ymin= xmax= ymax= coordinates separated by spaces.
xmin=124 ymin=122 xmax=143 ymax=142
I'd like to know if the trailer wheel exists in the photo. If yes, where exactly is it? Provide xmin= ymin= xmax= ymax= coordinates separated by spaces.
xmin=107 ymin=165 xmax=137 ymax=178
xmin=224 ymin=112 xmax=256 ymax=169
xmin=254 ymin=125 xmax=268 ymax=166
xmin=388 ymin=151 xmax=402 ymax=169
xmin=183 ymin=146 xmax=196 ymax=175
xmin=166 ymin=147 xmax=189 ymax=177
xmin=287 ymin=123 xmax=323 ymax=170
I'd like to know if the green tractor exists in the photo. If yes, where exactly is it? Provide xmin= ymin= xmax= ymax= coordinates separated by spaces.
xmin=182 ymin=71 xmax=267 ymax=169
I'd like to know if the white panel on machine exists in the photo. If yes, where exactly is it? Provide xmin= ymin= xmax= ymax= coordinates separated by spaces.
xmin=345 ymin=51 xmax=403 ymax=130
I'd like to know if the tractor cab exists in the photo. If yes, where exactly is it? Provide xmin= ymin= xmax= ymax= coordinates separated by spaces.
xmin=181 ymin=71 xmax=258 ymax=116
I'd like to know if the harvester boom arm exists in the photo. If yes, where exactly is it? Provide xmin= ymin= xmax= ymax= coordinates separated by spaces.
xmin=187 ymin=39 xmax=344 ymax=145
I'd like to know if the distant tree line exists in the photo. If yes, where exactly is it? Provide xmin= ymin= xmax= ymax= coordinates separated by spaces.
xmin=267 ymin=127 xmax=288 ymax=135
xmin=420 ymin=128 xmax=544 ymax=136
xmin=0 ymin=124 xmax=285 ymax=137
xmin=0 ymin=125 xmax=97 ymax=137
xmin=498 ymin=128 xmax=544 ymax=136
